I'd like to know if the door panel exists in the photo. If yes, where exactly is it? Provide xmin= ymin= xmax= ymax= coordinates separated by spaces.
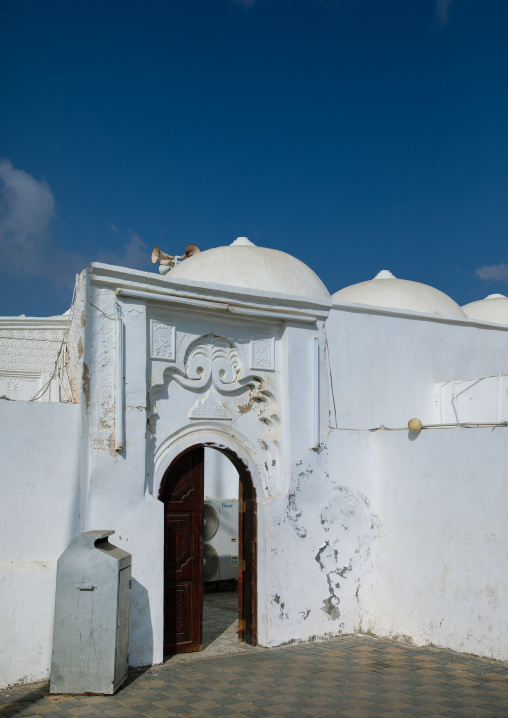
xmin=161 ymin=448 xmax=204 ymax=654
xmin=238 ymin=483 xmax=244 ymax=642
xmin=164 ymin=582 xmax=193 ymax=646
xmin=243 ymin=494 xmax=257 ymax=645
xmin=165 ymin=514 xmax=193 ymax=571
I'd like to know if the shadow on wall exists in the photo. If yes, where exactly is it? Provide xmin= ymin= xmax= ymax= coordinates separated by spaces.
xmin=129 ymin=578 xmax=153 ymax=668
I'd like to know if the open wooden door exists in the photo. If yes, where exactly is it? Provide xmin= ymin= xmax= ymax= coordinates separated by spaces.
xmin=242 ymin=482 xmax=257 ymax=646
xmin=237 ymin=473 xmax=257 ymax=646
xmin=237 ymin=482 xmax=244 ymax=642
xmin=160 ymin=448 xmax=204 ymax=654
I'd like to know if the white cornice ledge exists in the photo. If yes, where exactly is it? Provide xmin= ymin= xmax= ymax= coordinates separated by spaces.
xmin=89 ymin=263 xmax=331 ymax=322
xmin=331 ymin=299 xmax=508 ymax=330
xmin=0 ymin=316 xmax=71 ymax=329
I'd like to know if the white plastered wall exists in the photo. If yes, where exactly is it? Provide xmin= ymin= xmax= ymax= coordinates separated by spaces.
xmin=363 ymin=427 xmax=508 ymax=660
xmin=326 ymin=305 xmax=508 ymax=429
xmin=0 ymin=401 xmax=81 ymax=687
xmin=325 ymin=306 xmax=508 ymax=659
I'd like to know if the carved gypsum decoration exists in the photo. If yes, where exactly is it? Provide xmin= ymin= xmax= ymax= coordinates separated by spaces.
xmin=151 ymin=332 xmax=280 ymax=460
xmin=165 ymin=333 xmax=243 ymax=391
xmin=0 ymin=331 xmax=66 ymax=372
xmin=151 ymin=320 xmax=175 ymax=360
xmin=237 ymin=384 xmax=281 ymax=442
xmin=189 ymin=391 xmax=233 ymax=420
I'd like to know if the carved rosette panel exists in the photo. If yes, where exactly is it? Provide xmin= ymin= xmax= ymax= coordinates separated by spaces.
xmin=250 ymin=332 xmax=275 ymax=371
xmin=151 ymin=320 xmax=175 ymax=361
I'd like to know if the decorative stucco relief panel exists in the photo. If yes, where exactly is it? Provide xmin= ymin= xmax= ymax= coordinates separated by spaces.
xmin=250 ymin=332 xmax=275 ymax=372
xmin=149 ymin=331 xmax=281 ymax=466
xmin=0 ymin=329 xmax=66 ymax=372
xmin=0 ymin=327 xmax=71 ymax=402
xmin=189 ymin=391 xmax=233 ymax=420
xmin=150 ymin=320 xmax=175 ymax=361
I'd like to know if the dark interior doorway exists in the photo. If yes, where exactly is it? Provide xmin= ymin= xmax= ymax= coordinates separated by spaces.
xmin=158 ymin=444 xmax=257 ymax=655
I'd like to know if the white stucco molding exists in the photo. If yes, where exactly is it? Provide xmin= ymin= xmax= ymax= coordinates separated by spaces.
xmin=152 ymin=423 xmax=273 ymax=503
xmin=88 ymin=263 xmax=331 ymax=324
xmin=331 ymin=300 xmax=508 ymax=329
xmin=0 ymin=316 xmax=71 ymax=330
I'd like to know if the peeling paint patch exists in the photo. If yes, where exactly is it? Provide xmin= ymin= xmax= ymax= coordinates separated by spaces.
xmin=237 ymin=395 xmax=255 ymax=414
xmin=287 ymin=492 xmax=307 ymax=539
xmin=321 ymin=596 xmax=341 ymax=620
xmin=315 ymin=542 xmax=345 ymax=621
xmin=337 ymin=561 xmax=352 ymax=578
xmin=82 ymin=363 xmax=90 ymax=408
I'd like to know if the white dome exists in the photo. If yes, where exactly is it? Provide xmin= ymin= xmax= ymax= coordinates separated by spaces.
xmin=332 ymin=270 xmax=466 ymax=319
xmin=169 ymin=238 xmax=330 ymax=299
xmin=462 ymin=294 xmax=508 ymax=325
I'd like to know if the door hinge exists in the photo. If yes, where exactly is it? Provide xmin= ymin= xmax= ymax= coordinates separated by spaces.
xmin=238 ymin=619 xmax=246 ymax=631
xmin=239 ymin=560 xmax=246 ymax=571
xmin=239 ymin=501 xmax=246 ymax=513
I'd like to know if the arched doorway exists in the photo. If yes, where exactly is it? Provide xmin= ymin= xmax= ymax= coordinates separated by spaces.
xmin=158 ymin=444 xmax=257 ymax=655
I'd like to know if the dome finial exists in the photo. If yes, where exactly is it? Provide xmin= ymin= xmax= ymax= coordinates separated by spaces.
xmin=231 ymin=237 xmax=256 ymax=246
xmin=374 ymin=269 xmax=396 ymax=280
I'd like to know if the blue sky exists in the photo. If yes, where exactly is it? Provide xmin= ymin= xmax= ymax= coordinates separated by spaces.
xmin=1 ymin=0 xmax=507 ymax=316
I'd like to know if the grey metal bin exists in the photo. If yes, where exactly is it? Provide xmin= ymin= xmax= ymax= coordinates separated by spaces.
xmin=50 ymin=530 xmax=132 ymax=695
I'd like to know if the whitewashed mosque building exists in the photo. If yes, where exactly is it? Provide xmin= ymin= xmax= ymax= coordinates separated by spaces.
xmin=1 ymin=237 xmax=508 ymax=688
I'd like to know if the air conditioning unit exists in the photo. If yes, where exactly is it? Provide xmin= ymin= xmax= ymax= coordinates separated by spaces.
xmin=203 ymin=500 xmax=239 ymax=583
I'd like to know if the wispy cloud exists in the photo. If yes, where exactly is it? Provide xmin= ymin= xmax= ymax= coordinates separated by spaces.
xmin=476 ymin=263 xmax=508 ymax=283
xmin=0 ymin=159 xmax=150 ymax=290
xmin=436 ymin=0 xmax=456 ymax=26
xmin=99 ymin=230 xmax=149 ymax=269
xmin=0 ymin=158 xmax=56 ymax=269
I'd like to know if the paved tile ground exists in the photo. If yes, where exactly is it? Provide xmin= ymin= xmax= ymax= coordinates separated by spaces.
xmin=197 ymin=586 xmax=256 ymax=660
xmin=2 ymin=635 xmax=508 ymax=718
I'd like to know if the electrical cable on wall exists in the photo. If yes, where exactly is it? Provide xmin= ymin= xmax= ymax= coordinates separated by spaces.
xmin=29 ymin=275 xmax=80 ymax=403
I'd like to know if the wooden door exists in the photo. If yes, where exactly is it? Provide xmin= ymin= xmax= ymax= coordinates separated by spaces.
xmin=242 ymin=486 xmax=257 ymax=645
xmin=161 ymin=448 xmax=204 ymax=654
xmin=237 ymin=474 xmax=257 ymax=645
xmin=238 ymin=482 xmax=244 ymax=642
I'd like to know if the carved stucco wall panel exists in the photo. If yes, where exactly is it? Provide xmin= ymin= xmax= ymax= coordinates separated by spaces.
xmin=148 ymin=328 xmax=282 ymax=496
xmin=0 ymin=326 xmax=72 ymax=402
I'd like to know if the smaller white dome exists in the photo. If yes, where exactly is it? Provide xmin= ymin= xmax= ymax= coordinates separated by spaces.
xmin=462 ymin=294 xmax=508 ymax=325
xmin=333 ymin=270 xmax=466 ymax=319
